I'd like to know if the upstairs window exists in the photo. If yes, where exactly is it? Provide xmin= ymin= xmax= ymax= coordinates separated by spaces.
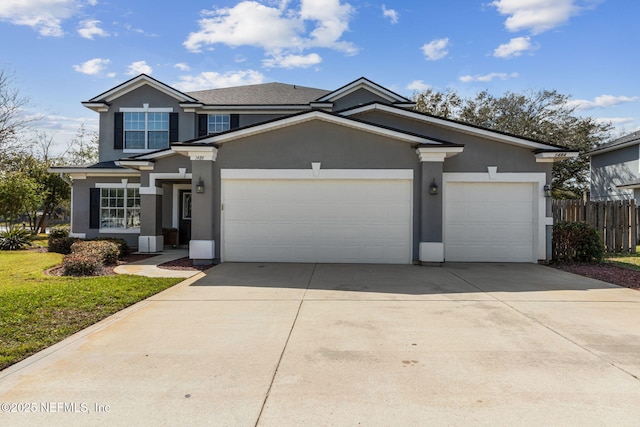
xmin=117 ymin=105 xmax=175 ymax=152
xmin=208 ymin=114 xmax=230 ymax=134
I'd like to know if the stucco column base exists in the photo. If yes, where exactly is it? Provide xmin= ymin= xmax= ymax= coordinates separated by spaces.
xmin=190 ymin=240 xmax=215 ymax=265
xmin=138 ymin=235 xmax=164 ymax=253
xmin=419 ymin=242 xmax=444 ymax=263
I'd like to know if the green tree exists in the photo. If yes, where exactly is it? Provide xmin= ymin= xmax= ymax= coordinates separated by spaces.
xmin=0 ymin=69 xmax=39 ymax=153
xmin=412 ymin=88 xmax=612 ymax=198
xmin=0 ymin=171 xmax=41 ymax=230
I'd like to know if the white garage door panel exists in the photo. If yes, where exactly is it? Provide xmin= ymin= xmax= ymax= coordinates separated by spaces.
xmin=223 ymin=179 xmax=412 ymax=264
xmin=445 ymin=182 xmax=535 ymax=262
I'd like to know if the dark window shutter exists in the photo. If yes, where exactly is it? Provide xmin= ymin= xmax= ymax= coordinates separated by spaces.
xmin=89 ymin=188 xmax=101 ymax=229
xmin=198 ymin=114 xmax=208 ymax=137
xmin=114 ymin=112 xmax=124 ymax=150
xmin=169 ymin=113 xmax=179 ymax=142
xmin=230 ymin=114 xmax=239 ymax=129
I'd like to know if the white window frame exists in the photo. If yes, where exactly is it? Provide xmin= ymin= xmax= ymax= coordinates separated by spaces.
xmin=208 ymin=114 xmax=230 ymax=134
xmin=120 ymin=105 xmax=173 ymax=153
xmin=96 ymin=182 xmax=141 ymax=233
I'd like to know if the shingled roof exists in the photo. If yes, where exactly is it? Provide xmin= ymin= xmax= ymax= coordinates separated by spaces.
xmin=186 ymin=82 xmax=330 ymax=105
xmin=588 ymin=130 xmax=640 ymax=155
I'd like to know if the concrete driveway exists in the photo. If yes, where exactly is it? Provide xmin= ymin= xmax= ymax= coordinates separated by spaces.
xmin=2 ymin=263 xmax=640 ymax=426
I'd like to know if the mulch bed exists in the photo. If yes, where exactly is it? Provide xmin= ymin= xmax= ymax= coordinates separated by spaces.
xmin=553 ymin=263 xmax=640 ymax=290
xmin=44 ymin=253 xmax=158 ymax=277
xmin=157 ymin=257 xmax=215 ymax=272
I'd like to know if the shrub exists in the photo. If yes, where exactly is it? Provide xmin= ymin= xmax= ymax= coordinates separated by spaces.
xmin=48 ymin=226 xmax=70 ymax=239
xmin=71 ymin=240 xmax=120 ymax=265
xmin=553 ymin=221 xmax=604 ymax=263
xmin=91 ymin=237 xmax=130 ymax=258
xmin=62 ymin=253 xmax=102 ymax=276
xmin=0 ymin=228 xmax=34 ymax=250
xmin=48 ymin=237 xmax=78 ymax=254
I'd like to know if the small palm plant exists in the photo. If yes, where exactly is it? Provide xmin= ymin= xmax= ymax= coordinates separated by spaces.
xmin=0 ymin=228 xmax=34 ymax=250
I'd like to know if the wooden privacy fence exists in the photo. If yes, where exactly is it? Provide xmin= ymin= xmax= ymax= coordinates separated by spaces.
xmin=552 ymin=199 xmax=638 ymax=253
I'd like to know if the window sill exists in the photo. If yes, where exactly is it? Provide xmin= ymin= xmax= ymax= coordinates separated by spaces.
xmin=99 ymin=228 xmax=141 ymax=234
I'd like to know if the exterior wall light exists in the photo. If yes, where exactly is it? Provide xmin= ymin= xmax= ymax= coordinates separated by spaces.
xmin=196 ymin=178 xmax=205 ymax=193
xmin=429 ymin=179 xmax=438 ymax=196
xmin=543 ymin=184 xmax=552 ymax=198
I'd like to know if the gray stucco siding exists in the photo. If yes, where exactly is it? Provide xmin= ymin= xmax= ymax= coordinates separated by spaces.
xmin=213 ymin=120 xmax=425 ymax=260
xmin=332 ymin=88 xmax=394 ymax=112
xmin=590 ymin=145 xmax=639 ymax=201
xmin=98 ymin=85 xmax=196 ymax=163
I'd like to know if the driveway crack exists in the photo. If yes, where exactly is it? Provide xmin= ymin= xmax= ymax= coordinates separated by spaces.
xmin=255 ymin=263 xmax=316 ymax=426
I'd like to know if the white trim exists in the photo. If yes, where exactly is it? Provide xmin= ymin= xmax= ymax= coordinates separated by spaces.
xmin=311 ymin=162 xmax=321 ymax=176
xmin=195 ymin=110 xmax=440 ymax=145
xmin=138 ymin=235 xmax=164 ymax=253
xmin=139 ymin=186 xmax=164 ymax=195
xmin=316 ymin=78 xmax=412 ymax=104
xmin=190 ymin=240 xmax=215 ymax=260
xmin=148 ymin=170 xmax=192 ymax=188
xmin=172 ymin=145 xmax=218 ymax=161
xmin=100 ymin=228 xmax=140 ymax=234
xmin=487 ymin=166 xmax=497 ymax=180
xmin=534 ymin=151 xmax=579 ymax=162
xmin=221 ymin=168 xmax=413 ymax=180
xmin=416 ymin=146 xmax=464 ymax=162
xmin=172 ymin=184 xmax=191 ymax=229
xmin=95 ymin=181 xmax=140 ymax=189
xmin=443 ymin=172 xmax=549 ymax=262
xmin=119 ymin=106 xmax=173 ymax=113
xmin=87 ymin=75 xmax=197 ymax=104
xmin=419 ymin=242 xmax=444 ymax=263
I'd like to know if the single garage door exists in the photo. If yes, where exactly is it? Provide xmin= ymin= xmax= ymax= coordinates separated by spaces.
xmin=445 ymin=182 xmax=535 ymax=262
xmin=222 ymin=178 xmax=412 ymax=263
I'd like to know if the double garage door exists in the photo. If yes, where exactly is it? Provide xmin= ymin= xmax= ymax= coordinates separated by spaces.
xmin=222 ymin=177 xmax=413 ymax=264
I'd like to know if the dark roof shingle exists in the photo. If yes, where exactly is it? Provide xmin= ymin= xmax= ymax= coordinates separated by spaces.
xmin=186 ymin=82 xmax=330 ymax=105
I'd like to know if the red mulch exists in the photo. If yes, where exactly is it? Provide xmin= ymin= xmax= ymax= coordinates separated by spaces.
xmin=553 ymin=263 xmax=640 ymax=290
xmin=157 ymin=257 xmax=215 ymax=271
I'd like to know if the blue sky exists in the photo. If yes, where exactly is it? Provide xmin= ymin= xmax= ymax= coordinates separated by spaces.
xmin=1 ymin=0 xmax=638 ymax=153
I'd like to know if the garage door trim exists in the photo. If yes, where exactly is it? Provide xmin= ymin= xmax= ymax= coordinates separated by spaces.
xmin=443 ymin=171 xmax=550 ymax=262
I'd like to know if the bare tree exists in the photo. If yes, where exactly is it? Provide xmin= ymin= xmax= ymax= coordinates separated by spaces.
xmin=0 ymin=69 xmax=41 ymax=154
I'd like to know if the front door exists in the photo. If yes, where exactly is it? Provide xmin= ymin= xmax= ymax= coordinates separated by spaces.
xmin=179 ymin=190 xmax=192 ymax=245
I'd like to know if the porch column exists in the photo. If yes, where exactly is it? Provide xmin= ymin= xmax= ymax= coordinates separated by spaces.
xmin=172 ymin=146 xmax=219 ymax=265
xmin=138 ymin=186 xmax=164 ymax=252
xmin=415 ymin=146 xmax=463 ymax=264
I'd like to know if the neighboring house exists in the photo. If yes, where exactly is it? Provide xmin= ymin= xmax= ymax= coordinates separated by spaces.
xmin=588 ymin=131 xmax=640 ymax=202
xmin=51 ymin=74 xmax=578 ymax=265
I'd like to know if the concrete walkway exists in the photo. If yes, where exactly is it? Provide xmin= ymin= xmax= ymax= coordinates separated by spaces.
xmin=2 ymin=263 xmax=640 ymax=426
xmin=112 ymin=249 xmax=201 ymax=278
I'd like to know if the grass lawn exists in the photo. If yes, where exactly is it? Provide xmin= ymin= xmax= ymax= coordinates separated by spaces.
xmin=605 ymin=247 xmax=640 ymax=271
xmin=0 ymin=251 xmax=182 ymax=371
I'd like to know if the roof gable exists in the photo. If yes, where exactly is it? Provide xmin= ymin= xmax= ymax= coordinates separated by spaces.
xmin=83 ymin=74 xmax=198 ymax=111
xmin=315 ymin=77 xmax=414 ymax=106
xmin=341 ymin=103 xmax=575 ymax=153
xmin=588 ymin=130 xmax=640 ymax=156
xmin=186 ymin=82 xmax=330 ymax=105
xmin=176 ymin=109 xmax=458 ymax=147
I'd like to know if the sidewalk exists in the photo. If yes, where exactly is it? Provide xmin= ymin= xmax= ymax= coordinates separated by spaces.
xmin=113 ymin=249 xmax=201 ymax=278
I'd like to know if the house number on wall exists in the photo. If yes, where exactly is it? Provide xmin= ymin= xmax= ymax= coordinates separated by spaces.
xmin=194 ymin=155 xmax=205 ymax=160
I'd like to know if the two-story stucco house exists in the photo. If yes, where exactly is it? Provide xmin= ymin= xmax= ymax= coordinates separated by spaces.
xmin=588 ymin=131 xmax=640 ymax=202
xmin=51 ymin=74 xmax=578 ymax=265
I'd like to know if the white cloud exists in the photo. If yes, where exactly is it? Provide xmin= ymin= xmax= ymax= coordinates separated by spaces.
xmin=594 ymin=117 xmax=635 ymax=125
xmin=421 ymin=38 xmax=449 ymax=61
xmin=172 ymin=70 xmax=266 ymax=92
xmin=407 ymin=80 xmax=431 ymax=92
xmin=77 ymin=19 xmax=108 ymax=39
xmin=459 ymin=72 xmax=519 ymax=83
xmin=73 ymin=58 xmax=110 ymax=75
xmin=263 ymin=53 xmax=322 ymax=68
xmin=174 ymin=62 xmax=191 ymax=71
xmin=183 ymin=0 xmax=356 ymax=57
xmin=491 ymin=0 xmax=580 ymax=34
xmin=382 ymin=5 xmax=398 ymax=24
xmin=126 ymin=61 xmax=152 ymax=76
xmin=0 ymin=0 xmax=83 ymax=37
xmin=493 ymin=36 xmax=535 ymax=58
xmin=567 ymin=95 xmax=640 ymax=111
